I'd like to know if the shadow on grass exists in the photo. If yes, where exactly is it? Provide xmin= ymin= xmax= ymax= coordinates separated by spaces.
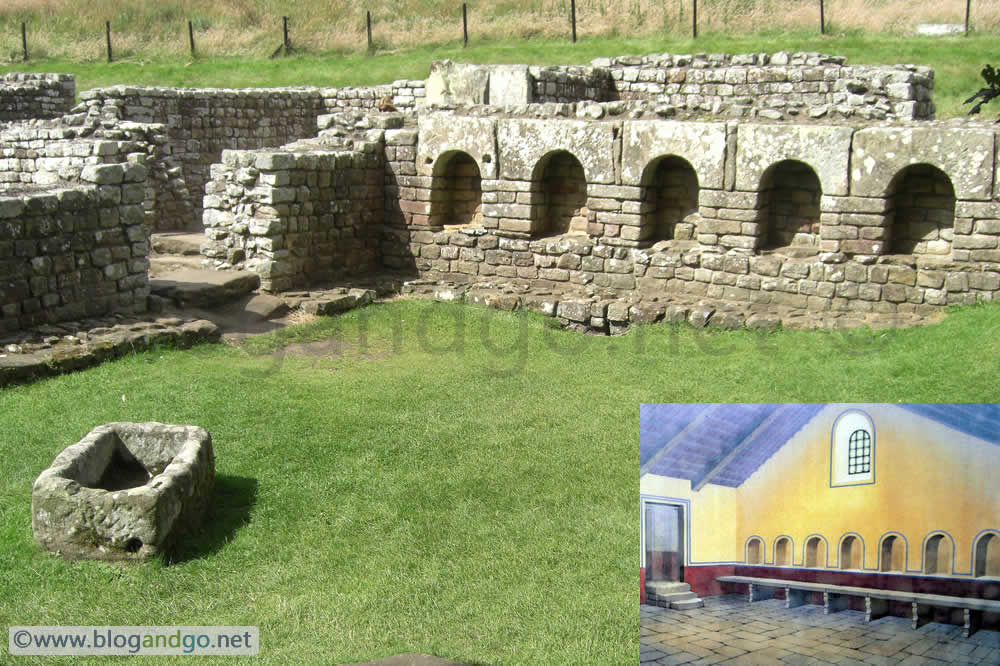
xmin=166 ymin=474 xmax=258 ymax=564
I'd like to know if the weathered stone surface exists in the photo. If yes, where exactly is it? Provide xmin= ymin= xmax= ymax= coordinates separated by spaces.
xmin=621 ymin=120 xmax=728 ymax=189
xmin=851 ymin=127 xmax=995 ymax=200
xmin=497 ymin=118 xmax=618 ymax=183
xmin=735 ymin=124 xmax=853 ymax=195
xmin=0 ymin=317 xmax=220 ymax=387
xmin=416 ymin=115 xmax=498 ymax=179
xmin=424 ymin=60 xmax=491 ymax=106
xmin=488 ymin=66 xmax=534 ymax=106
xmin=150 ymin=268 xmax=260 ymax=308
xmin=32 ymin=422 xmax=214 ymax=560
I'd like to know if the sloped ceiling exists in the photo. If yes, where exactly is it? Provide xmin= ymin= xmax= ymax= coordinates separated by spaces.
xmin=640 ymin=403 xmax=1000 ymax=490
xmin=896 ymin=404 xmax=1000 ymax=447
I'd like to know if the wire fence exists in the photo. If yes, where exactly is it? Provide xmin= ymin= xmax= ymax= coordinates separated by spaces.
xmin=2 ymin=0 xmax=998 ymax=63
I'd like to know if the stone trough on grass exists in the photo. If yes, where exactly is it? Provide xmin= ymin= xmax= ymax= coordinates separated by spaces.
xmin=32 ymin=422 xmax=214 ymax=561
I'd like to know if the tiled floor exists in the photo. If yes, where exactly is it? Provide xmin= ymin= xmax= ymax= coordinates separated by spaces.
xmin=641 ymin=594 xmax=1000 ymax=665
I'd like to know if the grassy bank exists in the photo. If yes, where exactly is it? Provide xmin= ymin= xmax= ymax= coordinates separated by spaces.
xmin=0 ymin=0 xmax=997 ymax=61
xmin=1 ymin=301 xmax=1000 ymax=664
xmin=1 ymin=33 xmax=995 ymax=118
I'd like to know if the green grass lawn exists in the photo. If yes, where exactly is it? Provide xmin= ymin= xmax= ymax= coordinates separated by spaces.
xmin=2 ymin=300 xmax=1000 ymax=664
xmin=1 ymin=33 xmax=994 ymax=118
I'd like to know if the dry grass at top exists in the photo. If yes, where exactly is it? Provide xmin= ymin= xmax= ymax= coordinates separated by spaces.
xmin=1 ymin=0 xmax=998 ymax=61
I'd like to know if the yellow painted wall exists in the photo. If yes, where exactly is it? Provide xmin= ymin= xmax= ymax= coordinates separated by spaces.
xmin=737 ymin=404 xmax=1000 ymax=575
xmin=642 ymin=404 xmax=1000 ymax=575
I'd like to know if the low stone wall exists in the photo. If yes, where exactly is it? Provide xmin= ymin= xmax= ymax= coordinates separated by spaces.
xmin=591 ymin=52 xmax=933 ymax=121
xmin=0 ymin=119 xmax=165 ymax=235
xmin=0 ymin=170 xmax=151 ymax=333
xmin=0 ymin=73 xmax=75 ymax=122
xmin=80 ymin=82 xmax=425 ymax=231
xmin=530 ymin=65 xmax=617 ymax=104
xmin=431 ymin=54 xmax=933 ymax=122
xmin=389 ymin=231 xmax=1000 ymax=321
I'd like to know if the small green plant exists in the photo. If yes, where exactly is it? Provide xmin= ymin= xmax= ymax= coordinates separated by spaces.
xmin=965 ymin=64 xmax=1000 ymax=120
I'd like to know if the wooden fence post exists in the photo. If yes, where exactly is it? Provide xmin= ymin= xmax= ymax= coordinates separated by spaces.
xmin=463 ymin=3 xmax=468 ymax=48
xmin=820 ymin=0 xmax=825 ymax=35
xmin=21 ymin=22 xmax=27 ymax=61
xmin=188 ymin=20 xmax=196 ymax=56
xmin=367 ymin=11 xmax=373 ymax=53
xmin=965 ymin=0 xmax=972 ymax=36
xmin=571 ymin=0 xmax=577 ymax=43
xmin=692 ymin=0 xmax=698 ymax=38
xmin=106 ymin=21 xmax=112 ymax=63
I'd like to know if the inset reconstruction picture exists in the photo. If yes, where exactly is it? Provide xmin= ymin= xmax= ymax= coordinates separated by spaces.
xmin=640 ymin=403 xmax=1000 ymax=664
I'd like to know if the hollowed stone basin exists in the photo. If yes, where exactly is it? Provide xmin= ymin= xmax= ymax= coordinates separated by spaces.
xmin=32 ymin=422 xmax=214 ymax=560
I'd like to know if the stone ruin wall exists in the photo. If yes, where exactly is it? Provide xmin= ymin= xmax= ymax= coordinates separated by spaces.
xmin=200 ymin=115 xmax=387 ymax=291
xmin=0 ymin=171 xmax=152 ymax=334
xmin=79 ymin=81 xmax=425 ymax=232
xmin=380 ymin=111 xmax=1000 ymax=324
xmin=523 ymin=52 xmax=934 ymax=122
xmin=0 ymin=113 xmax=167 ymax=332
xmin=0 ymin=73 xmax=75 ymax=122
xmin=203 ymin=100 xmax=1000 ymax=328
xmin=0 ymin=52 xmax=994 ymax=336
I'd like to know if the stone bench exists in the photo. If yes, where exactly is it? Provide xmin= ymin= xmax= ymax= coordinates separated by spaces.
xmin=717 ymin=575 xmax=1000 ymax=638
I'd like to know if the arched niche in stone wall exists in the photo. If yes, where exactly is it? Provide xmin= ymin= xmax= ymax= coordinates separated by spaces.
xmin=774 ymin=536 xmax=792 ymax=566
xmin=974 ymin=531 xmax=1000 ymax=578
xmin=923 ymin=532 xmax=954 ymax=575
xmin=530 ymin=150 xmax=589 ymax=238
xmin=886 ymin=164 xmax=956 ymax=257
xmin=746 ymin=536 xmax=764 ymax=565
xmin=879 ymin=533 xmax=907 ymax=573
xmin=638 ymin=155 xmax=699 ymax=246
xmin=756 ymin=159 xmax=822 ymax=255
xmin=429 ymin=150 xmax=483 ymax=229
xmin=804 ymin=535 xmax=826 ymax=568
xmin=839 ymin=534 xmax=863 ymax=570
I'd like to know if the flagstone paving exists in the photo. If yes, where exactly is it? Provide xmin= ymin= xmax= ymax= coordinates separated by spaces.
xmin=641 ymin=594 xmax=1000 ymax=665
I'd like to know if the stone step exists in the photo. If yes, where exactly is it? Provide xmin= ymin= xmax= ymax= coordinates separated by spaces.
xmin=151 ymin=232 xmax=205 ymax=256
xmin=150 ymin=254 xmax=206 ymax=278
xmin=670 ymin=598 xmax=704 ymax=611
xmin=150 ymin=268 xmax=260 ymax=309
xmin=648 ymin=591 xmax=698 ymax=604
xmin=645 ymin=581 xmax=691 ymax=594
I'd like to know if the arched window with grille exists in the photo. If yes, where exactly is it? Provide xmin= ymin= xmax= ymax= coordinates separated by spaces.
xmin=830 ymin=410 xmax=876 ymax=488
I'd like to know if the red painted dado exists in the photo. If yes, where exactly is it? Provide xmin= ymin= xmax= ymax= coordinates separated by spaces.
xmin=640 ymin=568 xmax=645 ymax=604
xmin=683 ymin=565 xmax=737 ymax=597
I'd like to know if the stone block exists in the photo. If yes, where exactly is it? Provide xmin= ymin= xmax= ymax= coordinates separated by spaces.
xmin=254 ymin=152 xmax=296 ymax=171
xmin=621 ymin=120 xmax=728 ymax=189
xmin=424 ymin=60 xmax=491 ymax=106
xmin=498 ymin=118 xmax=617 ymax=183
xmin=735 ymin=124 xmax=853 ymax=195
xmin=416 ymin=115 xmax=498 ymax=179
xmin=851 ymin=126 xmax=995 ymax=200
xmin=80 ymin=164 xmax=124 ymax=185
xmin=32 ymin=423 xmax=214 ymax=561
